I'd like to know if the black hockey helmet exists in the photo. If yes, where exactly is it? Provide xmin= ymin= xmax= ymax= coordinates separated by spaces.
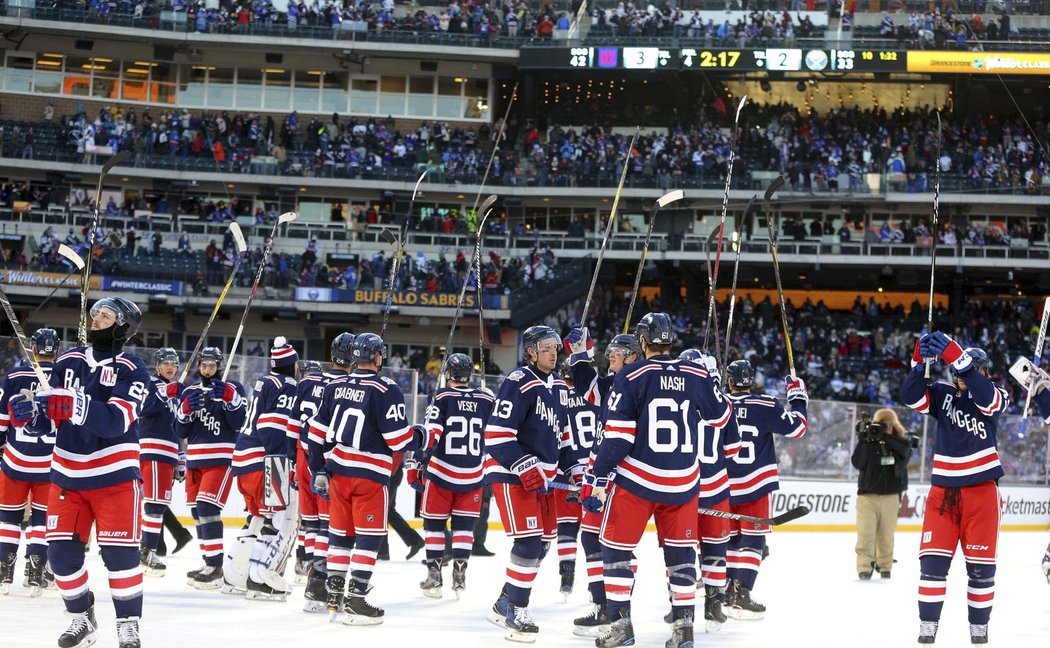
xmin=154 ymin=347 xmax=180 ymax=365
xmin=953 ymin=347 xmax=991 ymax=376
xmin=522 ymin=325 xmax=560 ymax=355
xmin=351 ymin=333 xmax=385 ymax=364
xmin=446 ymin=353 xmax=473 ymax=383
xmin=90 ymin=296 xmax=141 ymax=345
xmin=30 ymin=328 xmax=60 ymax=357
xmin=635 ymin=312 xmax=676 ymax=347
xmin=298 ymin=359 xmax=323 ymax=377
xmin=607 ymin=333 xmax=642 ymax=360
xmin=200 ymin=346 xmax=224 ymax=368
xmin=725 ymin=360 xmax=755 ymax=390
xmin=678 ymin=348 xmax=703 ymax=364
xmin=331 ymin=332 xmax=356 ymax=366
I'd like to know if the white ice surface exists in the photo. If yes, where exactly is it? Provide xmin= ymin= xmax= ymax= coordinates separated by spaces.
xmin=4 ymin=529 xmax=1048 ymax=647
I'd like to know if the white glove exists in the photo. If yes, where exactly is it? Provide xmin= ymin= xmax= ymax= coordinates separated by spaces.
xmin=702 ymin=353 xmax=721 ymax=384
xmin=786 ymin=376 xmax=808 ymax=403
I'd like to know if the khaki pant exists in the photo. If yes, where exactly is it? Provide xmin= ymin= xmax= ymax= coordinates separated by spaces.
xmin=855 ymin=493 xmax=901 ymax=574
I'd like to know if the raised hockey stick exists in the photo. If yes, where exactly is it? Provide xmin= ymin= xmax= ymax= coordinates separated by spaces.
xmin=702 ymin=95 xmax=748 ymax=356
xmin=178 ymin=222 xmax=248 ymax=384
xmin=722 ymin=194 xmax=758 ymax=368
xmin=222 ymin=211 xmax=298 ymax=382
xmin=622 ymin=190 xmax=685 ymax=334
xmin=580 ymin=127 xmax=640 ymax=326
xmin=764 ymin=175 xmax=794 ymax=379
xmin=438 ymin=195 xmax=499 ymax=384
xmin=0 ymin=245 xmax=85 ymax=353
xmin=925 ymin=111 xmax=942 ymax=379
xmin=475 ymin=215 xmax=490 ymax=390
xmin=702 ymin=227 xmax=723 ymax=363
xmin=1020 ymin=296 xmax=1050 ymax=430
xmin=0 ymin=281 xmax=50 ymax=386
xmin=378 ymin=170 xmax=429 ymax=340
xmin=78 ymin=149 xmax=131 ymax=345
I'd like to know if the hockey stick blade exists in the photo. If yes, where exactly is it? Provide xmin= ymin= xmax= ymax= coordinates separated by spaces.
xmin=100 ymin=150 xmax=132 ymax=175
xmin=734 ymin=94 xmax=749 ymax=122
xmin=478 ymin=194 xmax=499 ymax=221
xmin=763 ymin=175 xmax=785 ymax=201
xmin=57 ymin=244 xmax=85 ymax=270
xmin=770 ymin=505 xmax=810 ymax=526
xmin=656 ymin=189 xmax=685 ymax=209
xmin=229 ymin=222 xmax=247 ymax=253
xmin=411 ymin=170 xmax=429 ymax=201
xmin=277 ymin=211 xmax=298 ymax=224
xmin=379 ymin=229 xmax=398 ymax=245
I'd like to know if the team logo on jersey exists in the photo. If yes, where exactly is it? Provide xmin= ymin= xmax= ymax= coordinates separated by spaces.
xmin=560 ymin=390 xmax=568 ymax=406
xmin=367 ymin=515 xmax=375 ymax=522
xmin=473 ymin=494 xmax=480 ymax=503
xmin=507 ymin=370 xmax=525 ymax=382
xmin=47 ymin=515 xmax=58 ymax=529
xmin=525 ymin=516 xmax=538 ymax=529
xmin=685 ymin=530 xmax=692 ymax=539
xmin=100 ymin=366 xmax=117 ymax=387
xmin=923 ymin=531 xmax=932 ymax=543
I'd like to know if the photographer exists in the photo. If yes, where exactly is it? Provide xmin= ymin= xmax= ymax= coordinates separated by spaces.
xmin=851 ymin=408 xmax=913 ymax=580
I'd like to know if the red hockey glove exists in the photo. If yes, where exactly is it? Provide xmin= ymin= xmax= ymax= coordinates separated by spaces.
xmin=912 ymin=338 xmax=926 ymax=367
xmin=511 ymin=455 xmax=547 ymax=492
xmin=210 ymin=381 xmax=240 ymax=407
xmin=163 ymin=382 xmax=180 ymax=400
xmin=403 ymin=451 xmax=425 ymax=493
xmin=181 ymin=388 xmax=204 ymax=416
xmin=176 ymin=451 xmax=187 ymax=482
xmin=8 ymin=392 xmax=36 ymax=427
xmin=786 ymin=376 xmax=808 ymax=404
xmin=45 ymin=387 xmax=89 ymax=426
xmin=929 ymin=332 xmax=971 ymax=372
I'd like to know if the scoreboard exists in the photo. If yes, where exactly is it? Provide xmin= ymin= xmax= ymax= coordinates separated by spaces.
xmin=521 ymin=47 xmax=1050 ymax=75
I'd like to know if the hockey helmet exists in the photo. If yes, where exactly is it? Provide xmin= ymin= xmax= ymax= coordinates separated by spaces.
xmin=89 ymin=297 xmax=141 ymax=345
xmin=154 ymin=347 xmax=180 ymax=365
xmin=606 ymin=333 xmax=642 ymax=361
xmin=635 ymin=312 xmax=676 ymax=347
xmin=298 ymin=359 xmax=323 ymax=377
xmin=446 ymin=353 xmax=474 ymax=383
xmin=678 ymin=348 xmax=703 ymax=364
xmin=351 ymin=333 xmax=385 ymax=364
xmin=200 ymin=346 xmax=224 ymax=368
xmin=30 ymin=328 xmax=61 ymax=357
xmin=330 ymin=332 xmax=356 ymax=366
xmin=952 ymin=347 xmax=991 ymax=376
xmin=725 ymin=360 xmax=755 ymax=390
xmin=522 ymin=325 xmax=560 ymax=355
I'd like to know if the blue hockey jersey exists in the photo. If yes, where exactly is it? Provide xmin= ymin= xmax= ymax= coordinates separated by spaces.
xmin=423 ymin=386 xmax=496 ymax=492
xmin=44 ymin=347 xmax=151 ymax=490
xmin=292 ymin=371 xmax=332 ymax=453
xmin=484 ymin=365 xmax=570 ymax=486
xmin=594 ymin=357 xmax=735 ymax=505
xmin=901 ymin=364 xmax=1008 ymax=487
xmin=725 ymin=392 xmax=808 ymax=505
xmin=555 ymin=384 xmax=601 ymax=484
xmin=306 ymin=369 xmax=413 ymax=486
xmin=568 ymin=359 xmax=616 ymax=409
xmin=174 ymin=379 xmax=247 ymax=470
xmin=0 ymin=362 xmax=55 ymax=483
xmin=138 ymin=373 xmax=180 ymax=467
xmin=232 ymin=373 xmax=298 ymax=476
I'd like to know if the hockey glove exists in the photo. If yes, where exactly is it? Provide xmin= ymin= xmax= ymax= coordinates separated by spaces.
xmin=210 ymin=381 xmax=241 ymax=409
xmin=8 ymin=392 xmax=37 ymax=427
xmin=1032 ymin=388 xmax=1050 ymax=424
xmin=163 ymin=381 xmax=181 ymax=400
xmin=563 ymin=324 xmax=594 ymax=363
xmin=176 ymin=451 xmax=187 ymax=482
xmin=566 ymin=464 xmax=587 ymax=504
xmin=786 ymin=376 xmax=809 ymax=404
xmin=511 ymin=455 xmax=548 ymax=492
xmin=580 ymin=472 xmax=613 ymax=514
xmin=181 ymin=388 xmax=204 ymax=416
xmin=410 ymin=424 xmax=430 ymax=451
xmin=702 ymin=352 xmax=721 ymax=384
xmin=43 ymin=387 xmax=89 ymax=426
xmin=405 ymin=464 xmax=425 ymax=493
xmin=913 ymin=337 xmax=928 ymax=367
xmin=1042 ymin=549 xmax=1050 ymax=584
xmin=311 ymin=469 xmax=330 ymax=500
xmin=928 ymin=332 xmax=971 ymax=373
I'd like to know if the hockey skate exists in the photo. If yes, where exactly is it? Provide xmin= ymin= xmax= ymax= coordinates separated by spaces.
xmin=245 ymin=576 xmax=290 ymax=602
xmin=917 ymin=620 xmax=938 ymax=644
xmin=573 ymin=603 xmax=612 ymax=637
xmin=970 ymin=623 xmax=988 ymax=644
xmin=140 ymin=549 xmax=166 ymax=578
xmin=595 ymin=610 xmax=633 ymax=648
xmin=58 ymin=593 xmax=98 ymax=648
xmin=43 ymin=561 xmax=56 ymax=590
xmin=487 ymin=590 xmax=511 ymax=628
xmin=0 ymin=552 xmax=15 ymax=595
xmin=186 ymin=564 xmax=207 ymax=581
xmin=303 ymin=567 xmax=327 ymax=613
xmin=342 ymin=591 xmax=384 ymax=626
xmin=665 ymin=613 xmax=694 ymax=648
xmin=24 ymin=554 xmax=47 ymax=597
xmin=326 ymin=575 xmax=346 ymax=622
xmin=419 ymin=560 xmax=443 ymax=599
xmin=116 ymin=617 xmax=141 ymax=648
xmin=505 ymin=604 xmax=539 ymax=643
xmin=704 ymin=584 xmax=727 ymax=633
xmin=451 ymin=559 xmax=467 ymax=598
xmin=293 ymin=559 xmax=309 ymax=585
xmin=559 ymin=561 xmax=575 ymax=601
xmin=725 ymin=579 xmax=765 ymax=620
xmin=190 ymin=565 xmax=224 ymax=591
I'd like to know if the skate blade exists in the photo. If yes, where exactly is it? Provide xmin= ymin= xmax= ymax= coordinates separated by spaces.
xmin=328 ymin=611 xmax=342 ymax=623
xmin=144 ymin=568 xmax=166 ymax=578
xmin=190 ymin=580 xmax=224 ymax=591
xmin=572 ymin=625 xmax=611 ymax=638
xmin=342 ymin=614 xmax=383 ymax=626
xmin=724 ymin=608 xmax=764 ymax=621
xmin=29 ymin=585 xmax=43 ymax=598
xmin=0 ymin=583 xmax=11 ymax=595
xmin=421 ymin=587 xmax=443 ymax=599
xmin=69 ymin=632 xmax=98 ymax=648
xmin=561 ymin=591 xmax=571 ymax=603
xmin=218 ymin=584 xmax=246 ymax=595
xmin=487 ymin=611 xmax=508 ymax=628
xmin=245 ymin=590 xmax=287 ymax=602
xmin=705 ymin=620 xmax=723 ymax=634
xmin=453 ymin=587 xmax=464 ymax=600
xmin=504 ymin=629 xmax=537 ymax=643
xmin=303 ymin=600 xmax=327 ymax=613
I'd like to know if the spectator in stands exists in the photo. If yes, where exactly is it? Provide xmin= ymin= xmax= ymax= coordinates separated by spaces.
xmin=178 ymin=232 xmax=192 ymax=255
xmin=151 ymin=231 xmax=163 ymax=255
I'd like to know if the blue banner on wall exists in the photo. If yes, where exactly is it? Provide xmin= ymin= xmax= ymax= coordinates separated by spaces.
xmin=102 ymin=277 xmax=183 ymax=295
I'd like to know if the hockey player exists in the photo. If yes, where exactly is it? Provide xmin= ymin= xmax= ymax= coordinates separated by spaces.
xmin=723 ymin=359 xmax=808 ymax=621
xmin=138 ymin=347 xmax=182 ymax=577
xmin=173 ymin=346 xmax=247 ymax=590
xmin=678 ymin=348 xmax=741 ymax=633
xmin=1022 ymin=371 xmax=1050 ymax=584
xmin=306 ymin=332 xmax=415 ymax=625
xmin=0 ymin=328 xmax=58 ymax=596
xmin=485 ymin=325 xmax=574 ymax=643
xmin=229 ymin=336 xmax=300 ymax=601
xmin=580 ymin=312 xmax=734 ymax=648
xmin=563 ymin=328 xmax=642 ymax=638
xmin=413 ymin=353 xmax=495 ymax=600
xmin=9 ymin=297 xmax=150 ymax=648
xmin=902 ymin=333 xmax=1010 ymax=645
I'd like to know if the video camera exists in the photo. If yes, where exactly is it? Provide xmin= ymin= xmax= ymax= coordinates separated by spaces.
xmin=855 ymin=418 xmax=920 ymax=449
